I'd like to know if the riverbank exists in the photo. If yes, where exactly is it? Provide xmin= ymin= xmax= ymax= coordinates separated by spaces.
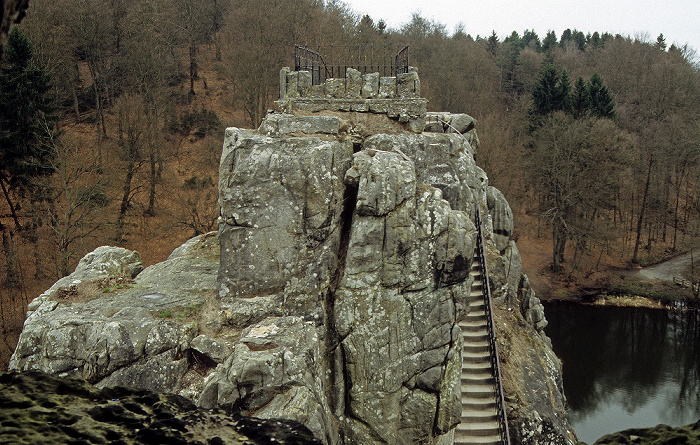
xmin=516 ymin=225 xmax=700 ymax=309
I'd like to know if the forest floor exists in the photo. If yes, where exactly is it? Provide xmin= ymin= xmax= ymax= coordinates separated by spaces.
xmin=515 ymin=212 xmax=700 ymax=308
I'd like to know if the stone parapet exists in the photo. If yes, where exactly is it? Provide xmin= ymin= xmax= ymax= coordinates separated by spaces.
xmin=276 ymin=66 xmax=426 ymax=132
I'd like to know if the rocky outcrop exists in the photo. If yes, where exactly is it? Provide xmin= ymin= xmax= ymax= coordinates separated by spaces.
xmin=0 ymin=370 xmax=321 ymax=445
xmin=10 ymin=111 xmax=576 ymax=444
xmin=207 ymin=127 xmax=477 ymax=444
xmin=10 ymin=232 xmax=221 ymax=397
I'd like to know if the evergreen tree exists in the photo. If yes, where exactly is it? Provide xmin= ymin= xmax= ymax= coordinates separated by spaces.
xmin=588 ymin=73 xmax=615 ymax=119
xmin=559 ymin=70 xmax=572 ymax=112
xmin=486 ymin=31 xmax=499 ymax=56
xmin=655 ymin=33 xmax=667 ymax=50
xmin=542 ymin=30 xmax=557 ymax=52
xmin=0 ymin=28 xmax=56 ymax=228
xmin=531 ymin=64 xmax=571 ymax=118
xmin=571 ymin=76 xmax=590 ymax=118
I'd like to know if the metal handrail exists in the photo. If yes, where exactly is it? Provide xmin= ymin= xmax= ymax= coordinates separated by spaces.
xmin=475 ymin=207 xmax=512 ymax=445
xmin=293 ymin=44 xmax=409 ymax=85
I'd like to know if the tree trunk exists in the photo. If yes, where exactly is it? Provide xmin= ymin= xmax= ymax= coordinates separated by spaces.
xmin=633 ymin=157 xmax=654 ymax=264
xmin=189 ymin=43 xmax=197 ymax=96
xmin=2 ymin=229 xmax=20 ymax=288
xmin=145 ymin=145 xmax=156 ymax=216
xmin=116 ymin=156 xmax=135 ymax=243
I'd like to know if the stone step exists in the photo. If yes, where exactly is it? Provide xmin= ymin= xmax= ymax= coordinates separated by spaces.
xmin=461 ymin=360 xmax=492 ymax=372
xmin=462 ymin=333 xmax=489 ymax=343
xmin=460 ymin=407 xmax=499 ymax=423
xmin=459 ymin=320 xmax=487 ymax=329
xmin=463 ymin=341 xmax=489 ymax=354
xmin=462 ymin=371 xmax=493 ymax=382
xmin=460 ymin=396 xmax=498 ymax=411
xmin=454 ymin=421 xmax=501 ymax=437
xmin=461 ymin=384 xmax=496 ymax=399
xmin=453 ymin=431 xmax=502 ymax=445
xmin=462 ymin=350 xmax=490 ymax=364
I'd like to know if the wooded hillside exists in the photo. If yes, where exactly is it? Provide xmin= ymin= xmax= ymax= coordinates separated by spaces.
xmin=2 ymin=0 xmax=700 ymax=359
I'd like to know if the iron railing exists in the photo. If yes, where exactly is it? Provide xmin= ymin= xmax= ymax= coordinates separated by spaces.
xmin=475 ymin=206 xmax=512 ymax=445
xmin=294 ymin=44 xmax=409 ymax=85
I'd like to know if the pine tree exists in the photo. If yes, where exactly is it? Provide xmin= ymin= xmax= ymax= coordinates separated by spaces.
xmin=0 ymin=28 xmax=57 ymax=228
xmin=542 ymin=30 xmax=557 ymax=52
xmin=558 ymin=70 xmax=572 ymax=112
xmin=571 ymin=76 xmax=590 ymax=118
xmin=531 ymin=65 xmax=572 ymax=118
xmin=588 ymin=73 xmax=615 ymax=119
xmin=532 ymin=65 xmax=561 ymax=116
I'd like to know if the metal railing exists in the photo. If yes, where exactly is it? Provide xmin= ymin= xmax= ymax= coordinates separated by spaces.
xmin=294 ymin=44 xmax=409 ymax=85
xmin=475 ymin=207 xmax=512 ymax=445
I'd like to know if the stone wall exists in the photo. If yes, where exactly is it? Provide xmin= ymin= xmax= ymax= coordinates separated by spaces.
xmin=275 ymin=67 xmax=427 ymax=132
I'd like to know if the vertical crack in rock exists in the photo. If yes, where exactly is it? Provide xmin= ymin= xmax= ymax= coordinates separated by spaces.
xmin=325 ymin=181 xmax=357 ymax=425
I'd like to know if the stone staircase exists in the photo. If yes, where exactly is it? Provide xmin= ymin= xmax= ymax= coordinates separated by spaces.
xmin=454 ymin=256 xmax=503 ymax=445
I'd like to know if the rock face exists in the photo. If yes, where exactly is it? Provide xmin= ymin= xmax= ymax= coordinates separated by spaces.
xmin=10 ymin=233 xmax=220 ymax=396
xmin=0 ymin=370 xmax=322 ymax=445
xmin=10 ymin=112 xmax=576 ymax=444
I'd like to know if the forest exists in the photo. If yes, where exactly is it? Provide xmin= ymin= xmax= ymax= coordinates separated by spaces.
xmin=2 ymin=0 xmax=700 ymax=355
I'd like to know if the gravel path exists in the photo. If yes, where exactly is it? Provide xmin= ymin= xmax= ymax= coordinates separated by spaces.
xmin=635 ymin=249 xmax=700 ymax=281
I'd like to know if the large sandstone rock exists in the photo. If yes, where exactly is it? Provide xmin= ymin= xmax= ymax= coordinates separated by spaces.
xmin=11 ymin=112 xmax=577 ymax=445
xmin=10 ymin=232 xmax=221 ymax=396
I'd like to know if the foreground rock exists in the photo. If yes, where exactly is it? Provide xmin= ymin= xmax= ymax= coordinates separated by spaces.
xmin=592 ymin=420 xmax=700 ymax=444
xmin=10 ymin=111 xmax=576 ymax=444
xmin=0 ymin=370 xmax=321 ymax=445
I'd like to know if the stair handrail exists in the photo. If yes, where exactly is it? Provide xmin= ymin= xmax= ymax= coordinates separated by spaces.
xmin=474 ymin=206 xmax=511 ymax=445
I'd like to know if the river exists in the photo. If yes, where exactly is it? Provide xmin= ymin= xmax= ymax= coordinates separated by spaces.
xmin=543 ymin=301 xmax=700 ymax=444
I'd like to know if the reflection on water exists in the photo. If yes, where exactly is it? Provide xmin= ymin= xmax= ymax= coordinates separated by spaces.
xmin=543 ymin=302 xmax=700 ymax=444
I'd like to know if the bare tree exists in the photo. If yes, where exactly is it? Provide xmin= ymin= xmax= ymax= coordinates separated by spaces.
xmin=41 ymin=129 xmax=106 ymax=277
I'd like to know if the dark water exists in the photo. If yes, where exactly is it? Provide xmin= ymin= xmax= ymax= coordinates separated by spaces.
xmin=543 ymin=301 xmax=700 ymax=444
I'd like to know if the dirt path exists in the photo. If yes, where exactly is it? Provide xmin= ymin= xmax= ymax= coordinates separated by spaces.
xmin=633 ymin=249 xmax=700 ymax=282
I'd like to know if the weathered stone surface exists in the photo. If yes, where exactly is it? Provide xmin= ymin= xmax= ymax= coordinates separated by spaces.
xmin=0 ymin=370 xmax=322 ymax=445
xmin=218 ymin=128 xmax=352 ymax=325
xmin=362 ymin=72 xmax=379 ymax=98
xmin=280 ymin=66 xmax=290 ymax=99
xmin=362 ymin=133 xmax=479 ymax=216
xmin=199 ymin=316 xmax=332 ymax=442
xmin=448 ymin=113 xmax=475 ymax=133
xmin=334 ymin=149 xmax=472 ymax=443
xmin=298 ymin=70 xmax=312 ymax=96
xmin=286 ymin=71 xmax=299 ymax=98
xmin=258 ymin=113 xmax=340 ymax=136
xmin=495 ymin=306 xmax=573 ymax=445
xmin=486 ymin=185 xmax=514 ymax=252
xmin=397 ymin=70 xmax=419 ymax=98
xmin=324 ymin=78 xmax=344 ymax=98
xmin=378 ymin=76 xmax=396 ymax=98
xmin=10 ymin=232 xmax=219 ymax=395
xmin=345 ymin=67 xmax=361 ymax=98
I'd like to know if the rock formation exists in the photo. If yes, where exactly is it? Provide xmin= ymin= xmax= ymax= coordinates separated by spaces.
xmin=0 ymin=370 xmax=322 ymax=444
xmin=10 ymin=92 xmax=576 ymax=443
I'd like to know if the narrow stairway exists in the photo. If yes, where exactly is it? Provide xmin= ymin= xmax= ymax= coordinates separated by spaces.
xmin=453 ymin=255 xmax=502 ymax=445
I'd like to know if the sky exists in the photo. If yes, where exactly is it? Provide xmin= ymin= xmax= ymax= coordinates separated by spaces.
xmin=342 ymin=0 xmax=700 ymax=54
